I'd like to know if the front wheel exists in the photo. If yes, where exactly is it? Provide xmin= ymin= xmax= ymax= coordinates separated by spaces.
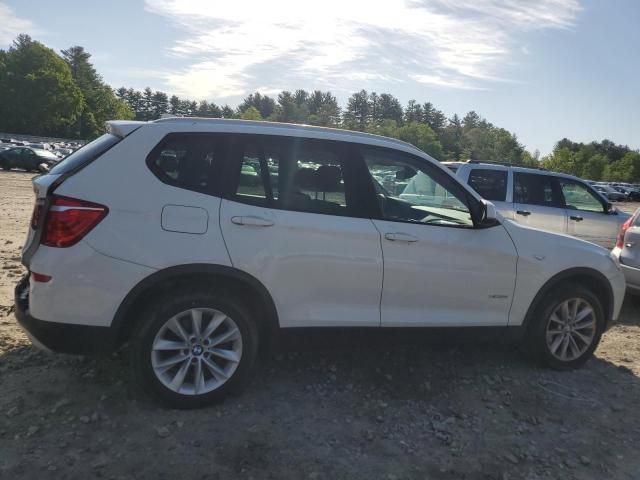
xmin=527 ymin=284 xmax=604 ymax=370
xmin=130 ymin=289 xmax=259 ymax=408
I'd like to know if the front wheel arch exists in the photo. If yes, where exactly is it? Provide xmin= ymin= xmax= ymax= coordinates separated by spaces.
xmin=522 ymin=267 xmax=613 ymax=333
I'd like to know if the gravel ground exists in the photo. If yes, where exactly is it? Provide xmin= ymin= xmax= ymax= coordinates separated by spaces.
xmin=1 ymin=170 xmax=640 ymax=479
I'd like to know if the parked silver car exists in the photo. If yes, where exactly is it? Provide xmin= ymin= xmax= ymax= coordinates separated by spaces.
xmin=445 ymin=161 xmax=630 ymax=248
xmin=612 ymin=209 xmax=640 ymax=293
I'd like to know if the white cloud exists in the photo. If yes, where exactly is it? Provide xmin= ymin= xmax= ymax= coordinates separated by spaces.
xmin=0 ymin=2 xmax=36 ymax=46
xmin=145 ymin=0 xmax=580 ymax=99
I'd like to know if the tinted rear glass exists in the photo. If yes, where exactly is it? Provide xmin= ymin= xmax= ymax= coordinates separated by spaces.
xmin=513 ymin=172 xmax=563 ymax=207
xmin=468 ymin=169 xmax=507 ymax=201
xmin=49 ymin=134 xmax=120 ymax=175
xmin=146 ymin=133 xmax=224 ymax=194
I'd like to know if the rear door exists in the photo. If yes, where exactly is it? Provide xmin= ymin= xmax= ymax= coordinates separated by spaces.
xmin=219 ymin=135 xmax=383 ymax=328
xmin=513 ymin=172 xmax=567 ymax=235
xmin=558 ymin=178 xmax=618 ymax=248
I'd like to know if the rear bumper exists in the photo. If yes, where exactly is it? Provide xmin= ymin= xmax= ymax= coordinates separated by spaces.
xmin=14 ymin=276 xmax=117 ymax=355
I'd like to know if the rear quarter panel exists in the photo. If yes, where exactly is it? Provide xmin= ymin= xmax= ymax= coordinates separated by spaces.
xmin=52 ymin=124 xmax=232 ymax=270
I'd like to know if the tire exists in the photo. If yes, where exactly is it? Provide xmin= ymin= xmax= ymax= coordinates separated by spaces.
xmin=527 ymin=284 xmax=604 ymax=370
xmin=130 ymin=288 xmax=259 ymax=409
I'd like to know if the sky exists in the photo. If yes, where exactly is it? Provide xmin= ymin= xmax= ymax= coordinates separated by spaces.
xmin=0 ymin=0 xmax=638 ymax=155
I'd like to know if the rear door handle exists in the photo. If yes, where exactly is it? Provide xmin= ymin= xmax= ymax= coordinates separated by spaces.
xmin=516 ymin=210 xmax=531 ymax=217
xmin=384 ymin=232 xmax=419 ymax=243
xmin=569 ymin=215 xmax=583 ymax=222
xmin=231 ymin=216 xmax=274 ymax=227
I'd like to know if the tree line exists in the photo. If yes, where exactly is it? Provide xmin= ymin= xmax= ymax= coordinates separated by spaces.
xmin=115 ymin=87 xmax=533 ymax=164
xmin=1 ymin=34 xmax=638 ymax=181
xmin=542 ymin=139 xmax=640 ymax=183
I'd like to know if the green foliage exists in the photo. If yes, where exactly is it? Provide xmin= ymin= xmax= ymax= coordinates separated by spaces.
xmin=366 ymin=120 xmax=443 ymax=158
xmin=542 ymin=140 xmax=640 ymax=182
xmin=0 ymin=35 xmax=83 ymax=136
xmin=343 ymin=90 xmax=370 ymax=130
xmin=239 ymin=106 xmax=263 ymax=121
xmin=61 ymin=46 xmax=134 ymax=137
xmin=238 ymin=92 xmax=275 ymax=119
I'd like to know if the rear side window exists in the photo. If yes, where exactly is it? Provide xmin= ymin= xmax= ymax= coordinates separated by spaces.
xmin=232 ymin=136 xmax=351 ymax=217
xmin=147 ymin=134 xmax=223 ymax=194
xmin=49 ymin=134 xmax=120 ymax=175
xmin=513 ymin=172 xmax=563 ymax=207
xmin=467 ymin=169 xmax=507 ymax=201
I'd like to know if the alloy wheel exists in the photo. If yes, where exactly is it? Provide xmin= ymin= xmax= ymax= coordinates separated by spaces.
xmin=545 ymin=298 xmax=597 ymax=362
xmin=151 ymin=308 xmax=243 ymax=395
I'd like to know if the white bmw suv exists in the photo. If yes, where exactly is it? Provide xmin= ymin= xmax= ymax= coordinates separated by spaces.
xmin=15 ymin=119 xmax=625 ymax=408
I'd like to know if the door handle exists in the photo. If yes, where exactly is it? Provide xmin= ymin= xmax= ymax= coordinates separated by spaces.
xmin=569 ymin=215 xmax=583 ymax=222
xmin=384 ymin=232 xmax=419 ymax=243
xmin=516 ymin=210 xmax=531 ymax=217
xmin=626 ymin=242 xmax=635 ymax=248
xmin=231 ymin=216 xmax=274 ymax=227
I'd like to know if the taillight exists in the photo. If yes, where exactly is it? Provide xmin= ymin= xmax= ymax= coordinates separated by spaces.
xmin=41 ymin=196 xmax=108 ymax=248
xmin=31 ymin=272 xmax=52 ymax=283
xmin=616 ymin=216 xmax=634 ymax=249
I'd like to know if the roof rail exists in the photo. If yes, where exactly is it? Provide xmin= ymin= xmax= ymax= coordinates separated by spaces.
xmin=151 ymin=117 xmax=419 ymax=151
xmin=466 ymin=160 xmax=547 ymax=171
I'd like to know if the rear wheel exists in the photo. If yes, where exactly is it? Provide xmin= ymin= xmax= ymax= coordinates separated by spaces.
xmin=130 ymin=289 xmax=259 ymax=408
xmin=527 ymin=284 xmax=604 ymax=369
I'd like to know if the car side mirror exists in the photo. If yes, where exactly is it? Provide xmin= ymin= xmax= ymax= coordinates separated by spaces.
xmin=606 ymin=202 xmax=616 ymax=214
xmin=480 ymin=200 xmax=499 ymax=226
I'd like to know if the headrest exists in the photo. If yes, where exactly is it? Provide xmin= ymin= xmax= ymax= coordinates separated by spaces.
xmin=315 ymin=165 xmax=342 ymax=192
xmin=293 ymin=168 xmax=317 ymax=190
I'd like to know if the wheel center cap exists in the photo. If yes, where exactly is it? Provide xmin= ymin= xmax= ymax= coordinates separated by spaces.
xmin=192 ymin=344 xmax=204 ymax=356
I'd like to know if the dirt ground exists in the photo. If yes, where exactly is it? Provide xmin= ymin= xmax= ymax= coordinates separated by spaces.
xmin=1 ymin=170 xmax=640 ymax=480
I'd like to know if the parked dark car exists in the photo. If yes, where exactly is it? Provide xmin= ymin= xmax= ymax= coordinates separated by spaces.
xmin=593 ymin=184 xmax=627 ymax=202
xmin=0 ymin=147 xmax=59 ymax=172
xmin=612 ymin=186 xmax=640 ymax=201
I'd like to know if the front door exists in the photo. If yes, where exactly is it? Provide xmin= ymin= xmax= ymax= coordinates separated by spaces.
xmin=558 ymin=178 xmax=620 ymax=248
xmin=219 ymin=135 xmax=383 ymax=328
xmin=360 ymin=146 xmax=518 ymax=327
xmin=512 ymin=172 xmax=567 ymax=235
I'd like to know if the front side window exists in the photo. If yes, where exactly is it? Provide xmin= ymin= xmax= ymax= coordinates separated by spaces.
xmin=468 ymin=168 xmax=508 ymax=201
xmin=233 ymin=136 xmax=351 ymax=217
xmin=513 ymin=172 xmax=563 ymax=207
xmin=559 ymin=180 xmax=605 ymax=212
xmin=362 ymin=147 xmax=474 ymax=227
xmin=147 ymin=134 xmax=221 ymax=194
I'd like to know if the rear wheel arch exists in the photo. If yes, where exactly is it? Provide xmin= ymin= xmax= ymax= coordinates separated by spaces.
xmin=523 ymin=267 xmax=613 ymax=332
xmin=112 ymin=264 xmax=280 ymax=352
